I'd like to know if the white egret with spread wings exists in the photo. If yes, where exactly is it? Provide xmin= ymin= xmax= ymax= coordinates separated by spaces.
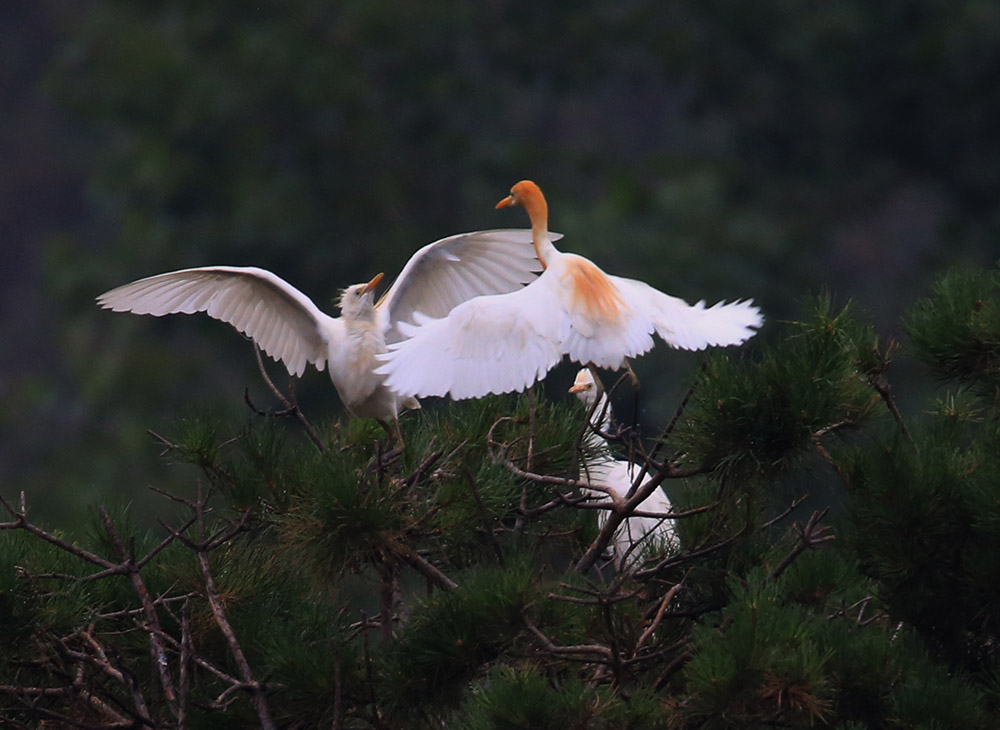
xmin=377 ymin=180 xmax=762 ymax=400
xmin=97 ymin=229 xmax=554 ymax=430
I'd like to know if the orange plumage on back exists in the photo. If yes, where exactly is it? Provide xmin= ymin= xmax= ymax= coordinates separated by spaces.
xmin=565 ymin=257 xmax=624 ymax=322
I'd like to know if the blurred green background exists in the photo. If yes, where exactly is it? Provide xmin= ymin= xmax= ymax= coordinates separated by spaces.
xmin=3 ymin=1 xmax=998 ymax=524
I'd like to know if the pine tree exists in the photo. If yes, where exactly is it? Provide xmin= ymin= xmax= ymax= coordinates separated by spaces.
xmin=3 ymin=264 xmax=1000 ymax=728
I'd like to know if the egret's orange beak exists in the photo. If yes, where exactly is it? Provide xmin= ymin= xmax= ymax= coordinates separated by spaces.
xmin=495 ymin=194 xmax=515 ymax=209
xmin=364 ymin=272 xmax=384 ymax=293
xmin=568 ymin=383 xmax=589 ymax=394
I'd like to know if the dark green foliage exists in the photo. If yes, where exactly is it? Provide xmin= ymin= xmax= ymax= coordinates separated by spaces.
xmin=677 ymin=297 xmax=880 ymax=483
xmin=683 ymin=570 xmax=834 ymax=727
xmin=386 ymin=562 xmax=539 ymax=709
xmin=7 ymin=268 xmax=1000 ymax=727
xmin=905 ymin=264 xmax=1000 ymax=398
xmin=457 ymin=666 xmax=670 ymax=730
xmin=846 ymin=418 xmax=1000 ymax=665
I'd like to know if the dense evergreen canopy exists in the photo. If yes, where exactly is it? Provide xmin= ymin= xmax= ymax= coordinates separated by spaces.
xmin=3 ymin=2 xmax=1000 ymax=727
xmin=4 ymin=272 xmax=1000 ymax=727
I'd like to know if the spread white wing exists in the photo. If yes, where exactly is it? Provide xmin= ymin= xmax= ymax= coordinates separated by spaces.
xmin=613 ymin=278 xmax=762 ymax=350
xmin=97 ymin=266 xmax=341 ymax=377
xmin=376 ymin=273 xmax=568 ymax=399
xmin=377 ymin=229 xmax=559 ymax=343
xmin=376 ymin=256 xmax=762 ymax=400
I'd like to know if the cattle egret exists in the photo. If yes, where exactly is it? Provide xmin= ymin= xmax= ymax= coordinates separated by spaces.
xmin=569 ymin=368 xmax=676 ymax=568
xmin=97 ymin=229 xmax=556 ymax=430
xmin=376 ymin=180 xmax=763 ymax=399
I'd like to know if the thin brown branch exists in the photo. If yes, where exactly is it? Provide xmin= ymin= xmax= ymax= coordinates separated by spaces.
xmin=866 ymin=342 xmax=912 ymax=442
xmin=634 ymin=579 xmax=685 ymax=654
xmin=401 ymin=447 xmax=444 ymax=491
xmin=396 ymin=545 xmax=458 ymax=592
xmin=251 ymin=343 xmax=327 ymax=452
xmin=97 ymin=507 xmax=180 ymax=720
xmin=62 ymin=628 xmax=155 ymax=726
xmin=813 ymin=434 xmax=849 ymax=487
xmin=628 ymin=361 xmax=707 ymax=489
xmin=332 ymin=650 xmax=343 ymax=730
xmin=0 ymin=493 xmax=116 ymax=570
xmin=0 ymin=687 xmax=136 ymax=729
xmin=94 ymin=592 xmax=197 ymax=620
xmin=378 ymin=561 xmax=397 ymax=642
xmin=522 ymin=614 xmax=614 ymax=662
xmin=762 ymin=494 xmax=809 ymax=530
xmin=770 ymin=508 xmax=835 ymax=580
xmin=178 ymin=597 xmax=193 ymax=727
xmin=464 ymin=469 xmax=505 ymax=564
xmin=191 ymin=485 xmax=278 ymax=730
xmin=632 ymin=532 xmax=743 ymax=582
xmin=653 ymin=648 xmax=693 ymax=691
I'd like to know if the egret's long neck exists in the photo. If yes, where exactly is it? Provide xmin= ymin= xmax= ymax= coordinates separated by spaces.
xmin=523 ymin=193 xmax=556 ymax=269
xmin=342 ymin=303 xmax=379 ymax=333
xmin=584 ymin=392 xmax=613 ymax=451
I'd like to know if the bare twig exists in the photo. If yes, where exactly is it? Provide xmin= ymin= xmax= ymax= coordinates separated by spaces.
xmin=179 ymin=483 xmax=277 ymax=729
xmin=396 ymin=545 xmax=458 ymax=592
xmin=464 ymin=468 xmax=505 ymax=564
xmin=176 ymin=598 xmax=193 ymax=727
xmin=866 ymin=341 xmax=912 ymax=442
xmin=632 ymin=532 xmax=743 ymax=582
xmin=762 ymin=494 xmax=809 ymax=530
xmin=332 ymin=651 xmax=343 ymax=730
xmin=627 ymin=361 xmax=707 ymax=490
xmin=653 ymin=648 xmax=692 ymax=690
xmin=378 ymin=561 xmax=397 ymax=642
xmin=97 ymin=507 xmax=180 ymax=721
xmin=813 ymin=433 xmax=849 ymax=487
xmin=634 ymin=579 xmax=685 ymax=655
xmin=251 ymin=343 xmax=327 ymax=452
xmin=0 ymin=493 xmax=116 ymax=571
xmin=770 ymin=508 xmax=835 ymax=580
xmin=401 ymin=447 xmax=444 ymax=492
xmin=522 ymin=613 xmax=614 ymax=663
xmin=0 ymin=686 xmax=136 ymax=729
xmin=513 ymin=391 xmax=538 ymax=539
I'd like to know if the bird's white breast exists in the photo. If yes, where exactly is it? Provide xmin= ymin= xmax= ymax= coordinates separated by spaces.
xmin=326 ymin=323 xmax=395 ymax=419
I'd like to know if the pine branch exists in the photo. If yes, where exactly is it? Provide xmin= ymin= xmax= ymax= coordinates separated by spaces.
xmin=0 ymin=492 xmax=117 ymax=571
xmin=97 ymin=506 xmax=181 ymax=721
xmin=464 ymin=468 xmax=505 ymax=565
xmin=396 ymin=544 xmax=458 ymax=592
xmin=575 ymin=462 xmax=691 ymax=574
xmin=183 ymin=483 xmax=279 ymax=730
xmin=522 ymin=613 xmax=615 ymax=663
xmin=634 ymin=579 xmax=685 ymax=655
xmin=770 ymin=509 xmax=835 ymax=580
xmin=249 ymin=343 xmax=327 ymax=453
xmin=632 ymin=532 xmax=743 ymax=582
xmin=56 ymin=628 xmax=154 ymax=727
xmin=401 ymin=446 xmax=444 ymax=492
xmin=0 ymin=689 xmax=136 ymax=729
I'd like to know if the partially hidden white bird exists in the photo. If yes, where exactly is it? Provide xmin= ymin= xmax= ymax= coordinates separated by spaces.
xmin=569 ymin=368 xmax=676 ymax=569
xmin=97 ymin=229 xmax=556 ymax=430
xmin=377 ymin=180 xmax=763 ymax=399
